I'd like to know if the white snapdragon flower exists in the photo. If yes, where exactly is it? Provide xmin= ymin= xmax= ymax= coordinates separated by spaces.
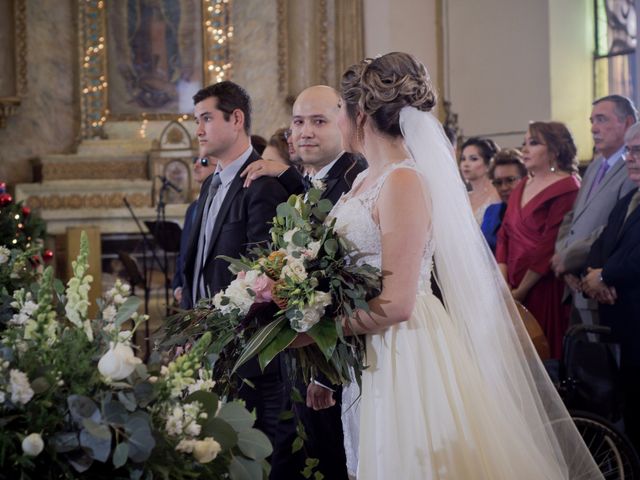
xmin=21 ymin=433 xmax=44 ymax=456
xmin=0 ymin=246 xmax=10 ymax=264
xmin=187 ymin=369 xmax=216 ymax=394
xmin=102 ymin=304 xmax=117 ymax=322
xmin=9 ymin=369 xmax=34 ymax=405
xmin=97 ymin=342 xmax=142 ymax=381
xmin=281 ymin=256 xmax=307 ymax=281
xmin=165 ymin=405 xmax=185 ymax=437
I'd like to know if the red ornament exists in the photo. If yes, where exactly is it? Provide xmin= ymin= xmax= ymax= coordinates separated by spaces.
xmin=0 ymin=193 xmax=12 ymax=206
xmin=43 ymin=249 xmax=54 ymax=262
xmin=0 ymin=182 xmax=5 ymax=193
xmin=21 ymin=205 xmax=31 ymax=217
xmin=30 ymin=255 xmax=41 ymax=266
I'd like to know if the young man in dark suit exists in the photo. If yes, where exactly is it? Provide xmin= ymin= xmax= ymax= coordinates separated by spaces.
xmin=181 ymin=81 xmax=298 ymax=447
xmin=583 ymin=121 xmax=640 ymax=454
xmin=242 ymin=85 xmax=366 ymax=480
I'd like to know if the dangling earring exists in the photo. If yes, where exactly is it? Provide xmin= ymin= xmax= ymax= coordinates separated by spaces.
xmin=550 ymin=163 xmax=557 ymax=173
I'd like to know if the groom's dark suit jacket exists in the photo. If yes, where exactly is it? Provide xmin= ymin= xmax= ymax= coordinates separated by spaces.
xmin=270 ymin=152 xmax=367 ymax=480
xmin=586 ymin=187 xmax=640 ymax=368
xmin=182 ymin=149 xmax=289 ymax=313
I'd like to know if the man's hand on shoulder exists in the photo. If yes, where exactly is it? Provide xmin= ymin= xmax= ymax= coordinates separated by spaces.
xmin=241 ymin=159 xmax=289 ymax=188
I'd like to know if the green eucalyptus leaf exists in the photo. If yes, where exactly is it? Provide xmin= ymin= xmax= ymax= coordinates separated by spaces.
xmin=50 ymin=432 xmax=80 ymax=453
xmin=113 ymin=296 xmax=141 ymax=328
xmin=217 ymin=402 xmax=255 ymax=433
xmin=125 ymin=412 xmax=155 ymax=463
xmin=133 ymin=381 xmax=155 ymax=407
xmin=82 ymin=418 xmax=111 ymax=440
xmin=316 ymin=199 xmax=333 ymax=213
xmin=112 ymin=442 xmax=129 ymax=469
xmin=229 ymin=455 xmax=263 ymax=480
xmin=103 ymin=399 xmax=128 ymax=424
xmin=307 ymin=320 xmax=338 ymax=361
xmin=184 ymin=390 xmax=219 ymax=416
xmin=291 ymin=436 xmax=304 ymax=453
xmin=258 ymin=328 xmax=297 ymax=371
xmin=68 ymin=395 xmax=100 ymax=425
xmin=237 ymin=428 xmax=273 ymax=460
xmin=292 ymin=230 xmax=309 ymax=247
xmin=200 ymin=417 xmax=238 ymax=450
xmin=323 ymin=239 xmax=338 ymax=257
xmin=117 ymin=391 xmax=137 ymax=412
xmin=79 ymin=427 xmax=111 ymax=462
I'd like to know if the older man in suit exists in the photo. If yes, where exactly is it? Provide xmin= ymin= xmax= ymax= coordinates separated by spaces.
xmin=242 ymin=85 xmax=366 ymax=480
xmin=552 ymin=95 xmax=637 ymax=327
xmin=582 ymin=121 xmax=640 ymax=453
xmin=182 ymin=81 xmax=300 ymax=448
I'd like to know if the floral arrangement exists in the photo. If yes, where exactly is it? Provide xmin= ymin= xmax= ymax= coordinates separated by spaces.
xmin=0 ymin=233 xmax=270 ymax=479
xmin=166 ymin=187 xmax=381 ymax=392
xmin=0 ymin=181 xmax=50 ymax=325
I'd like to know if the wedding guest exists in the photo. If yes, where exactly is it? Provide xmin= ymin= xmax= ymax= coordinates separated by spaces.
xmin=182 ymin=81 xmax=296 ymax=451
xmin=242 ymin=85 xmax=366 ymax=480
xmin=172 ymin=154 xmax=217 ymax=304
xmin=251 ymin=134 xmax=267 ymax=155
xmin=496 ymin=121 xmax=580 ymax=359
xmin=262 ymin=128 xmax=292 ymax=166
xmin=582 ymin=121 xmax=640 ymax=453
xmin=459 ymin=137 xmax=501 ymax=223
xmin=552 ymin=95 xmax=637 ymax=328
xmin=480 ymin=148 xmax=526 ymax=252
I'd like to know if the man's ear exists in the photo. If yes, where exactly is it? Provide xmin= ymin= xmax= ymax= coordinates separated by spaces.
xmin=232 ymin=109 xmax=245 ymax=130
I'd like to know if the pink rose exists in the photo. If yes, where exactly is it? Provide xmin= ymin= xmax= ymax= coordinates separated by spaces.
xmin=253 ymin=274 xmax=274 ymax=303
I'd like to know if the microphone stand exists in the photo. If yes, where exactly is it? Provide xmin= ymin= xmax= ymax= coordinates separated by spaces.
xmin=155 ymin=183 xmax=171 ymax=318
xmin=122 ymin=197 xmax=166 ymax=357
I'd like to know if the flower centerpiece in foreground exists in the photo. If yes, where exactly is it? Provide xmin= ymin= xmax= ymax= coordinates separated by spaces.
xmin=0 ymin=233 xmax=270 ymax=479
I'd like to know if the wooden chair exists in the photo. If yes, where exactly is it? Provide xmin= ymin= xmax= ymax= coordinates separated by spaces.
xmin=515 ymin=301 xmax=551 ymax=361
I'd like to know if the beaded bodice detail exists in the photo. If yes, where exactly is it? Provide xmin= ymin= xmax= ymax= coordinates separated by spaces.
xmin=330 ymin=160 xmax=435 ymax=292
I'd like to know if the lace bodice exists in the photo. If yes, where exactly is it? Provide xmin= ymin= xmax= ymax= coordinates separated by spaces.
xmin=330 ymin=160 xmax=435 ymax=292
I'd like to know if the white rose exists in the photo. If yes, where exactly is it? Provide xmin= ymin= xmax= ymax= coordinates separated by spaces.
xmin=312 ymin=291 xmax=332 ymax=309
xmin=98 ymin=343 xmax=142 ymax=380
xmin=281 ymin=257 xmax=307 ymax=282
xmin=21 ymin=433 xmax=44 ymax=457
xmin=0 ymin=246 xmax=10 ymax=265
xmin=192 ymin=437 xmax=222 ymax=464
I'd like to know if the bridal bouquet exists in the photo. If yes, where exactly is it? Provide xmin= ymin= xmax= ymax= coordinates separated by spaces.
xmin=166 ymin=187 xmax=381 ymax=391
xmin=0 ymin=233 xmax=270 ymax=480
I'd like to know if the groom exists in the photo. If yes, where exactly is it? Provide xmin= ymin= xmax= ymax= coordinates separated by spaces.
xmin=242 ymin=85 xmax=366 ymax=480
xmin=181 ymin=81 xmax=296 ymax=446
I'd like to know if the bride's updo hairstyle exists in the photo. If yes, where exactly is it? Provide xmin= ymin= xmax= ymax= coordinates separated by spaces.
xmin=341 ymin=52 xmax=436 ymax=137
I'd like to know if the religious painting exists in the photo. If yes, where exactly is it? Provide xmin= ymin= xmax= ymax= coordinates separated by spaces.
xmin=106 ymin=0 xmax=204 ymax=118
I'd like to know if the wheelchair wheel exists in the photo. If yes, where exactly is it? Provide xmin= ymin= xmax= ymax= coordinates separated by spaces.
xmin=571 ymin=410 xmax=640 ymax=479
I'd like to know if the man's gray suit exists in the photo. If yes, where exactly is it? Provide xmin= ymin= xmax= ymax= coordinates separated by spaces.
xmin=555 ymin=153 xmax=636 ymax=324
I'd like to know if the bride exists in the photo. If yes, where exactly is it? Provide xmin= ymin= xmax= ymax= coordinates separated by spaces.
xmin=320 ymin=52 xmax=603 ymax=479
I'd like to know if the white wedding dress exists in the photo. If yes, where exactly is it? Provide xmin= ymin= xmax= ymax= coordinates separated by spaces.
xmin=331 ymin=159 xmax=601 ymax=480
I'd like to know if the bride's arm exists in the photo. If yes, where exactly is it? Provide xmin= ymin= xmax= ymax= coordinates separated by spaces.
xmin=345 ymin=168 xmax=431 ymax=334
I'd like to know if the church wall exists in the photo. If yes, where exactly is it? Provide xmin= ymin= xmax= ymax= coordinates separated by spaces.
xmin=0 ymin=0 xmax=78 ymax=187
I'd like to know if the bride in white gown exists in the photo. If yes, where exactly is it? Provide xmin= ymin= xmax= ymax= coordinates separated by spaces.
xmin=323 ymin=52 xmax=603 ymax=479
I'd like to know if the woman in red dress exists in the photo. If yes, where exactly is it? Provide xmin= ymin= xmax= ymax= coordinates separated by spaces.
xmin=496 ymin=121 xmax=580 ymax=358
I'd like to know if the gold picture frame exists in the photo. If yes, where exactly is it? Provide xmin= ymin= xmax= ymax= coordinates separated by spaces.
xmin=78 ymin=0 xmax=232 ymax=139
xmin=0 ymin=0 xmax=27 ymax=128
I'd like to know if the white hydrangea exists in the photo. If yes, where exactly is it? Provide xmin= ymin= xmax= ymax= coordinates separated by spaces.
xmin=9 ymin=369 xmax=34 ymax=405
xmin=289 ymin=291 xmax=332 ymax=333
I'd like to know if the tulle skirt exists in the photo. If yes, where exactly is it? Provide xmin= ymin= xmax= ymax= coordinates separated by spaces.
xmin=342 ymin=291 xmax=600 ymax=480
